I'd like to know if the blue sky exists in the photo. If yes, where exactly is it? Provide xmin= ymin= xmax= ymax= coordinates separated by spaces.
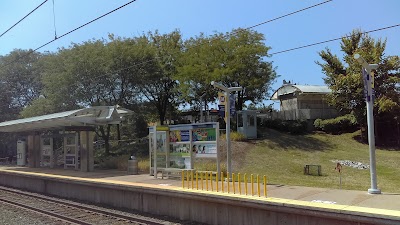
xmin=1 ymin=0 xmax=399 ymax=109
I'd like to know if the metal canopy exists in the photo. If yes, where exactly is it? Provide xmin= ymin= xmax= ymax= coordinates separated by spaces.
xmin=0 ymin=106 xmax=132 ymax=133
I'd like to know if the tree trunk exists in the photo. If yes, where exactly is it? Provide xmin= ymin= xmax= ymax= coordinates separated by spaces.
xmin=98 ymin=125 xmax=112 ymax=156
xmin=116 ymin=124 xmax=121 ymax=144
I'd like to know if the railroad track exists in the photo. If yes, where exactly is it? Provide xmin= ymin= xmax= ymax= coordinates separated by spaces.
xmin=0 ymin=186 xmax=168 ymax=225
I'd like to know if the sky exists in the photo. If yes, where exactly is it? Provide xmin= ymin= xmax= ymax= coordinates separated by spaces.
xmin=0 ymin=0 xmax=399 ymax=109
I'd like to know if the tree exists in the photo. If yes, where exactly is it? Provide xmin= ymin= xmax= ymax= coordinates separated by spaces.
xmin=176 ymin=28 xmax=277 ymax=111
xmin=317 ymin=30 xmax=400 ymax=142
xmin=0 ymin=50 xmax=44 ymax=119
xmin=134 ymin=30 xmax=183 ymax=125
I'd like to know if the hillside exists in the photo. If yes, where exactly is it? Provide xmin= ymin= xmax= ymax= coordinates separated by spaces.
xmin=232 ymin=128 xmax=400 ymax=193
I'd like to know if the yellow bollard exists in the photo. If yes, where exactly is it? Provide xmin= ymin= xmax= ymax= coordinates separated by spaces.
xmin=238 ymin=173 xmax=241 ymax=195
xmin=182 ymin=170 xmax=184 ymax=188
xmin=264 ymin=175 xmax=267 ymax=197
xmin=232 ymin=173 xmax=235 ymax=194
xmin=221 ymin=172 xmax=224 ymax=193
xmin=244 ymin=173 xmax=248 ymax=195
xmin=251 ymin=174 xmax=254 ymax=196
xmin=191 ymin=171 xmax=194 ymax=189
xmin=210 ymin=172 xmax=213 ymax=191
xmin=227 ymin=172 xmax=230 ymax=193
xmin=187 ymin=171 xmax=190 ymax=189
xmin=216 ymin=172 xmax=219 ymax=192
xmin=201 ymin=172 xmax=204 ymax=190
xmin=206 ymin=172 xmax=209 ymax=191
xmin=257 ymin=175 xmax=260 ymax=197
xmin=196 ymin=172 xmax=199 ymax=190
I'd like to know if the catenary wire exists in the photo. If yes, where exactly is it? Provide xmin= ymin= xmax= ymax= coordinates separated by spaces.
xmin=0 ymin=0 xmax=49 ymax=38
xmin=0 ymin=0 xmax=137 ymax=70
xmin=77 ymin=0 xmax=335 ymax=79
xmin=269 ymin=24 xmax=400 ymax=55
xmin=1 ymin=0 xmax=330 ymax=72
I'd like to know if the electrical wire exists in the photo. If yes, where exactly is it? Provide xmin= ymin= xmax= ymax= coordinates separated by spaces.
xmin=79 ymin=0 xmax=335 ymax=79
xmin=0 ymin=0 xmax=49 ymax=38
xmin=0 ymin=0 xmax=137 ymax=69
xmin=33 ymin=0 xmax=137 ymax=52
xmin=269 ymin=23 xmax=400 ymax=55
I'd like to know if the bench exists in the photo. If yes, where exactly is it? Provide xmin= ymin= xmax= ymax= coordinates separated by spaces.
xmin=304 ymin=164 xmax=322 ymax=176
xmin=157 ymin=168 xmax=195 ymax=179
xmin=0 ymin=157 xmax=9 ymax=164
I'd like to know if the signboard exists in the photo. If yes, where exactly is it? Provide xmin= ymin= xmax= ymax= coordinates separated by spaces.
xmin=169 ymin=130 xmax=190 ymax=142
xmin=362 ymin=68 xmax=375 ymax=102
xmin=194 ymin=143 xmax=217 ymax=158
xmin=192 ymin=128 xmax=217 ymax=141
xmin=218 ymin=92 xmax=236 ymax=118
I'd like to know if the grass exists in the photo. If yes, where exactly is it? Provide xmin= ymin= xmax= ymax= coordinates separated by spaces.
xmin=237 ymin=128 xmax=400 ymax=193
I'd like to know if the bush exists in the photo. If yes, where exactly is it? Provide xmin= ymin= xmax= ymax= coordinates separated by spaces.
xmin=220 ymin=131 xmax=247 ymax=141
xmin=260 ymin=118 xmax=308 ymax=134
xmin=314 ymin=114 xmax=358 ymax=134
xmin=97 ymin=154 xmax=130 ymax=170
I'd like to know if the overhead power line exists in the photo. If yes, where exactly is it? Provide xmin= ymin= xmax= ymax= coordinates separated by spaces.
xmin=84 ymin=0 xmax=334 ymax=79
xmin=0 ymin=0 xmax=137 ymax=69
xmin=33 ymin=0 xmax=137 ymax=52
xmin=269 ymin=23 xmax=400 ymax=55
xmin=0 ymin=0 xmax=49 ymax=38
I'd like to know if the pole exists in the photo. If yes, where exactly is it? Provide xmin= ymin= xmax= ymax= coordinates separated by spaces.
xmin=354 ymin=55 xmax=380 ymax=194
xmin=366 ymin=69 xmax=380 ymax=194
xmin=225 ymin=91 xmax=232 ymax=177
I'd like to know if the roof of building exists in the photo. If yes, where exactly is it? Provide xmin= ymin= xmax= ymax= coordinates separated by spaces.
xmin=0 ymin=106 xmax=133 ymax=133
xmin=271 ymin=84 xmax=331 ymax=100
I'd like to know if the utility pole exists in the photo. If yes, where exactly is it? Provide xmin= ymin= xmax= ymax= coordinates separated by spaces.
xmin=354 ymin=53 xmax=381 ymax=194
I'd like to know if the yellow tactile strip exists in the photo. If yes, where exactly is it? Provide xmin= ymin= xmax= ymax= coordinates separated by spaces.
xmin=1 ymin=169 xmax=399 ymax=220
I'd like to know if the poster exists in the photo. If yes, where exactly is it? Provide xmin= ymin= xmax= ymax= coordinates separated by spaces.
xmin=192 ymin=128 xmax=216 ymax=141
xmin=194 ymin=143 xmax=217 ymax=157
xmin=169 ymin=143 xmax=190 ymax=156
xmin=169 ymin=130 xmax=190 ymax=142
xmin=156 ymin=132 xmax=167 ymax=152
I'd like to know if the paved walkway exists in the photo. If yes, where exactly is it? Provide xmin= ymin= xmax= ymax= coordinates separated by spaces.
xmin=1 ymin=166 xmax=399 ymax=212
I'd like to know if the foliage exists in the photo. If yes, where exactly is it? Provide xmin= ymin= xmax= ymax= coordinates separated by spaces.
xmin=220 ymin=131 xmax=247 ymax=141
xmin=176 ymin=28 xmax=277 ymax=110
xmin=260 ymin=119 xmax=308 ymax=134
xmin=316 ymin=30 xmax=400 ymax=141
xmin=314 ymin=114 xmax=358 ymax=134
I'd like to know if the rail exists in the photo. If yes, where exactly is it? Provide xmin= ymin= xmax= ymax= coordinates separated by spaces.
xmin=181 ymin=171 xmax=268 ymax=197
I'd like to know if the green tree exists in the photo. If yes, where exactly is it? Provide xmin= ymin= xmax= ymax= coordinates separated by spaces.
xmin=0 ymin=50 xmax=44 ymax=117
xmin=317 ymin=30 xmax=400 ymax=141
xmin=134 ymin=30 xmax=183 ymax=125
xmin=177 ymin=28 xmax=277 ymax=110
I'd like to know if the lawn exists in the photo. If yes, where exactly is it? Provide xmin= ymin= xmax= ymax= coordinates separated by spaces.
xmin=236 ymin=128 xmax=400 ymax=193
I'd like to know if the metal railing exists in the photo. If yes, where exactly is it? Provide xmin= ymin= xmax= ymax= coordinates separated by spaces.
xmin=181 ymin=171 xmax=267 ymax=197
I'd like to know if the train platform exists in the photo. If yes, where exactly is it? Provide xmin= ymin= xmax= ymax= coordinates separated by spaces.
xmin=0 ymin=165 xmax=399 ymax=212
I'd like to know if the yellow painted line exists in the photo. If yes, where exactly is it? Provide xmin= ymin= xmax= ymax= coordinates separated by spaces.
xmin=1 ymin=169 xmax=400 ymax=219
xmin=342 ymin=206 xmax=400 ymax=218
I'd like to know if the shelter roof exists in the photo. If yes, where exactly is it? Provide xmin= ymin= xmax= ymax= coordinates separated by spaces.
xmin=271 ymin=84 xmax=331 ymax=100
xmin=0 ymin=106 xmax=132 ymax=133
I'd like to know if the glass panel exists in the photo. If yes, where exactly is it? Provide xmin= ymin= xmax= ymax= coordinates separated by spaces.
xmin=66 ymin=136 xmax=75 ymax=145
xmin=43 ymin=138 xmax=51 ymax=145
xmin=238 ymin=113 xmax=243 ymax=127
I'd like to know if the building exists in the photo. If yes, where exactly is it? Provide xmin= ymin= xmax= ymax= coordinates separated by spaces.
xmin=270 ymin=83 xmax=337 ymax=121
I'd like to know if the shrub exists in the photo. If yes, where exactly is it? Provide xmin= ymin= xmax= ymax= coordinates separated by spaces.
xmin=314 ymin=114 xmax=358 ymax=134
xmin=220 ymin=131 xmax=247 ymax=141
xmin=98 ymin=154 xmax=130 ymax=170
xmin=260 ymin=118 xmax=308 ymax=134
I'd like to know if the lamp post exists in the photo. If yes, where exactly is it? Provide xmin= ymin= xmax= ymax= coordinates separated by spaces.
xmin=211 ymin=81 xmax=242 ymax=176
xmin=353 ymin=54 xmax=381 ymax=194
